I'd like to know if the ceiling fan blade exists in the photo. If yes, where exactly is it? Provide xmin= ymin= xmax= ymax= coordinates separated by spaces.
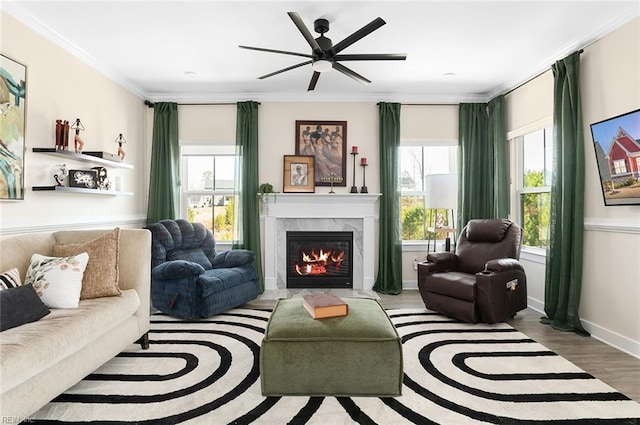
xmin=335 ymin=53 xmax=407 ymax=61
xmin=258 ymin=61 xmax=312 ymax=80
xmin=307 ymin=72 xmax=321 ymax=91
xmin=239 ymin=45 xmax=312 ymax=59
xmin=332 ymin=17 xmax=386 ymax=54
xmin=332 ymin=62 xmax=371 ymax=85
xmin=287 ymin=12 xmax=322 ymax=54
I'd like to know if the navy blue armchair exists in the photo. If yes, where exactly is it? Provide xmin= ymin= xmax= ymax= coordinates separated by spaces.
xmin=145 ymin=219 xmax=258 ymax=319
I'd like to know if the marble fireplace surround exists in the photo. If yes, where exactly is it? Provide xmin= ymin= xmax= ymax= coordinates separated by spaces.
xmin=261 ymin=193 xmax=381 ymax=291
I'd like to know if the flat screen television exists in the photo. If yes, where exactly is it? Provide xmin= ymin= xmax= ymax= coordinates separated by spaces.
xmin=589 ymin=108 xmax=640 ymax=206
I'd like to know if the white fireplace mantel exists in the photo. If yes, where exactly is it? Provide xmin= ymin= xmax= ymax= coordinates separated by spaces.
xmin=260 ymin=193 xmax=381 ymax=291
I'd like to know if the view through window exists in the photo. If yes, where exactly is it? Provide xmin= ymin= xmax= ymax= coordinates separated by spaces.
xmin=513 ymin=127 xmax=553 ymax=248
xmin=400 ymin=143 xmax=458 ymax=241
xmin=181 ymin=145 xmax=236 ymax=241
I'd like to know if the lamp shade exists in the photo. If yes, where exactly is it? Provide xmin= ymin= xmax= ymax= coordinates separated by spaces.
xmin=424 ymin=174 xmax=458 ymax=209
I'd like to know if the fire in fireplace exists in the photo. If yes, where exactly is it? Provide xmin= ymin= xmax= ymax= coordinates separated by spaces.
xmin=286 ymin=231 xmax=353 ymax=288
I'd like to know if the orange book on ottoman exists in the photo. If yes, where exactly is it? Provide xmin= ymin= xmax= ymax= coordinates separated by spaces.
xmin=302 ymin=293 xmax=349 ymax=319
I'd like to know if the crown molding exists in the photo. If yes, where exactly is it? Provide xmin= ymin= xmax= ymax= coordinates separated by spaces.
xmin=3 ymin=2 xmax=482 ymax=105
xmin=488 ymin=5 xmax=639 ymax=100
xmin=145 ymin=90 xmax=484 ymax=104
xmin=3 ymin=2 xmax=150 ymax=100
xmin=6 ymin=2 xmax=637 ymax=105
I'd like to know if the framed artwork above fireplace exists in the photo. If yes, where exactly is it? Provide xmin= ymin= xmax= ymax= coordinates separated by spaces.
xmin=295 ymin=120 xmax=347 ymax=187
xmin=283 ymin=155 xmax=315 ymax=193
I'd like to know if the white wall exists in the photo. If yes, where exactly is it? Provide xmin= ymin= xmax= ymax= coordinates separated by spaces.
xmin=1 ymin=12 xmax=148 ymax=235
xmin=506 ymin=17 xmax=640 ymax=357
xmin=580 ymin=17 xmax=639 ymax=356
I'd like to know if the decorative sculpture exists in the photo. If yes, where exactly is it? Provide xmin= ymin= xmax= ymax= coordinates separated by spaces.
xmin=55 ymin=119 xmax=70 ymax=150
xmin=114 ymin=133 xmax=126 ymax=160
xmin=70 ymin=118 xmax=85 ymax=153
xmin=53 ymin=164 xmax=67 ymax=186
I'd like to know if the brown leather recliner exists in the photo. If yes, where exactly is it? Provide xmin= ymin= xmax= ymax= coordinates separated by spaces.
xmin=418 ymin=219 xmax=527 ymax=323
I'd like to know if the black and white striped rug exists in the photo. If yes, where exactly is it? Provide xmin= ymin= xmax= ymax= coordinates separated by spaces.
xmin=31 ymin=309 xmax=640 ymax=424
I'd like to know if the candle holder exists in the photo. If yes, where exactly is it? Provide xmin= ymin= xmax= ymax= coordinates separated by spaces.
xmin=360 ymin=162 xmax=369 ymax=193
xmin=320 ymin=173 xmax=343 ymax=193
xmin=350 ymin=151 xmax=359 ymax=193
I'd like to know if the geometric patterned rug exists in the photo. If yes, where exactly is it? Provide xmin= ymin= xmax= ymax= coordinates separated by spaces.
xmin=30 ymin=309 xmax=640 ymax=424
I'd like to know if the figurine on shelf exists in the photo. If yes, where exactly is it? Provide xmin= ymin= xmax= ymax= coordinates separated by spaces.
xmin=53 ymin=164 xmax=68 ymax=186
xmin=55 ymin=119 xmax=70 ymax=150
xmin=114 ymin=133 xmax=126 ymax=160
xmin=70 ymin=118 xmax=85 ymax=153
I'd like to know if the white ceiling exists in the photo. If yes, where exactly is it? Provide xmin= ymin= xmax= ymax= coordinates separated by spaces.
xmin=3 ymin=1 xmax=639 ymax=103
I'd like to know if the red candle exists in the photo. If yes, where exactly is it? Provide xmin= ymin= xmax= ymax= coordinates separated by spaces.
xmin=360 ymin=157 xmax=367 ymax=165
xmin=351 ymin=145 xmax=358 ymax=154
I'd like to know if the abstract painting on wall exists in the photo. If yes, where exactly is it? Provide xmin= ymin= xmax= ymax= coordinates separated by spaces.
xmin=0 ymin=54 xmax=27 ymax=200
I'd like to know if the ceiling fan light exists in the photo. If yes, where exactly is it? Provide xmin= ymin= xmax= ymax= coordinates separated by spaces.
xmin=312 ymin=59 xmax=332 ymax=73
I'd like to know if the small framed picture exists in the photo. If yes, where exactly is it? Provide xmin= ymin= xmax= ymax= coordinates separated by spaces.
xmin=68 ymin=169 xmax=98 ymax=189
xmin=283 ymin=155 xmax=315 ymax=193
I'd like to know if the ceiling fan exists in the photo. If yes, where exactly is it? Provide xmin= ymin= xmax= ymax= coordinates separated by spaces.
xmin=239 ymin=12 xmax=407 ymax=91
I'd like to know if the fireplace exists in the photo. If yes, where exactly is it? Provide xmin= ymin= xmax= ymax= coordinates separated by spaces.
xmin=286 ymin=231 xmax=353 ymax=289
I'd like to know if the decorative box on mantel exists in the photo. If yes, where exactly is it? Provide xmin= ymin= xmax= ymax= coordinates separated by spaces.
xmin=260 ymin=193 xmax=381 ymax=291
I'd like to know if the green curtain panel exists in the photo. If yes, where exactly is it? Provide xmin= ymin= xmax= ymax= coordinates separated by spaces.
xmin=374 ymin=102 xmax=402 ymax=295
xmin=543 ymin=52 xmax=588 ymax=336
xmin=458 ymin=103 xmax=490 ymax=228
xmin=233 ymin=101 xmax=264 ymax=293
xmin=147 ymin=102 xmax=179 ymax=225
xmin=488 ymin=95 xmax=509 ymax=218
xmin=458 ymin=99 xmax=508 ymax=229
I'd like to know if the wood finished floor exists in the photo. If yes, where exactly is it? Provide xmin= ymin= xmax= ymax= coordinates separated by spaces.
xmin=243 ymin=290 xmax=640 ymax=403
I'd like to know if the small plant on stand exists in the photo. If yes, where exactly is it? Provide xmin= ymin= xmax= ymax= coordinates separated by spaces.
xmin=258 ymin=183 xmax=276 ymax=213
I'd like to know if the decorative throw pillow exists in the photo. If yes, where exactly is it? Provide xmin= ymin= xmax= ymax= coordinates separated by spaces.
xmin=52 ymin=228 xmax=122 ymax=299
xmin=25 ymin=252 xmax=89 ymax=308
xmin=0 ymin=284 xmax=50 ymax=331
xmin=0 ymin=268 xmax=22 ymax=290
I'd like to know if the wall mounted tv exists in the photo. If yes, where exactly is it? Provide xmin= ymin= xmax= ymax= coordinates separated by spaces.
xmin=589 ymin=108 xmax=640 ymax=206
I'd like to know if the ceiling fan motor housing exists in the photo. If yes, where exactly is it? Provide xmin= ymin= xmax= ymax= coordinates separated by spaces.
xmin=314 ymin=18 xmax=330 ymax=34
xmin=313 ymin=18 xmax=333 ymax=61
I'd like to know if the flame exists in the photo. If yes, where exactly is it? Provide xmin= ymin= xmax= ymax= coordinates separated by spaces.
xmin=295 ymin=264 xmax=312 ymax=275
xmin=294 ymin=248 xmax=345 ymax=276
xmin=331 ymin=251 xmax=344 ymax=264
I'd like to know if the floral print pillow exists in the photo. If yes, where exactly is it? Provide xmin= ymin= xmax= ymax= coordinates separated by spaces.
xmin=25 ymin=253 xmax=89 ymax=308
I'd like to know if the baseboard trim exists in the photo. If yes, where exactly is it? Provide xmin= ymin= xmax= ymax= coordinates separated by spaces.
xmin=403 ymin=280 xmax=418 ymax=290
xmin=527 ymin=296 xmax=639 ymax=359
xmin=581 ymin=319 xmax=640 ymax=360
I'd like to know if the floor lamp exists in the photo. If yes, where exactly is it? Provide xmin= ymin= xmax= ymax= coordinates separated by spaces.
xmin=424 ymin=174 xmax=458 ymax=253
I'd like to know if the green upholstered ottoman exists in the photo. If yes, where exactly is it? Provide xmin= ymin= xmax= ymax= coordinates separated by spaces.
xmin=260 ymin=297 xmax=403 ymax=397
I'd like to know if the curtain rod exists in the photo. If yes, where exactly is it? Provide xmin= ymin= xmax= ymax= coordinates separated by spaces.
xmin=503 ymin=49 xmax=584 ymax=97
xmin=400 ymin=103 xmax=460 ymax=106
xmin=144 ymin=101 xmax=261 ymax=108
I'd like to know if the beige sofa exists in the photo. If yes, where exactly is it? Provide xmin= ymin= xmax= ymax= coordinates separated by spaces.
xmin=0 ymin=228 xmax=151 ymax=420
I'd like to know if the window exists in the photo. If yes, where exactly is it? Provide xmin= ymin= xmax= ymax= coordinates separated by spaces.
xmin=180 ymin=145 xmax=237 ymax=241
xmin=613 ymin=159 xmax=627 ymax=174
xmin=510 ymin=127 xmax=553 ymax=249
xmin=399 ymin=142 xmax=458 ymax=241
